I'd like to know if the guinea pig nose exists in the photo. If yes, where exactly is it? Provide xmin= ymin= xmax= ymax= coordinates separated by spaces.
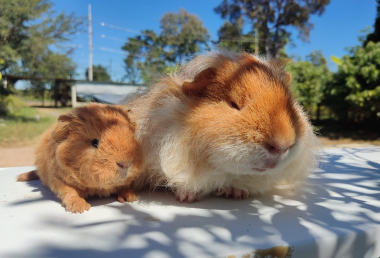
xmin=265 ymin=142 xmax=290 ymax=155
xmin=117 ymin=161 xmax=131 ymax=169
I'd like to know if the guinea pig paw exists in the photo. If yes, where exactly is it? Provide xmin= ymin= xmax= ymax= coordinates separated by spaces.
xmin=175 ymin=191 xmax=203 ymax=203
xmin=224 ymin=187 xmax=248 ymax=200
xmin=118 ymin=188 xmax=139 ymax=203
xmin=65 ymin=198 xmax=91 ymax=213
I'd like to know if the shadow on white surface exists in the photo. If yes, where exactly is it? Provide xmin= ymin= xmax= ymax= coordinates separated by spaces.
xmin=1 ymin=147 xmax=380 ymax=258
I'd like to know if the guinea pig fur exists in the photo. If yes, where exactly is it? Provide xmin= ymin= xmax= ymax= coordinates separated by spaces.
xmin=17 ymin=103 xmax=143 ymax=213
xmin=123 ymin=49 xmax=321 ymax=203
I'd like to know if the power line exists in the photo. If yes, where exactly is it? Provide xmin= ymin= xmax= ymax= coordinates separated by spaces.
xmin=99 ymin=21 xmax=212 ymax=43
xmin=100 ymin=34 xmax=161 ymax=50
xmin=6 ymin=65 xmax=123 ymax=75
xmin=99 ymin=47 xmax=128 ymax=55
xmin=61 ymin=44 xmax=83 ymax=48
xmin=99 ymin=47 xmax=146 ymax=58
xmin=100 ymin=22 xmax=143 ymax=35
xmin=101 ymin=34 xmax=125 ymax=42
xmin=63 ymin=32 xmax=83 ymax=35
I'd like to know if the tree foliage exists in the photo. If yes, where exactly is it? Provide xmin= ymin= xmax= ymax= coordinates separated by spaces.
xmin=216 ymin=17 xmax=264 ymax=54
xmin=364 ymin=2 xmax=380 ymax=46
xmin=122 ymin=9 xmax=209 ymax=84
xmin=325 ymin=42 xmax=380 ymax=121
xmin=214 ymin=0 xmax=330 ymax=58
xmin=287 ymin=51 xmax=331 ymax=119
xmin=160 ymin=9 xmax=210 ymax=63
xmin=31 ymin=53 xmax=76 ymax=103
xmin=0 ymin=0 xmax=82 ymax=98
xmin=123 ymin=30 xmax=168 ymax=84
xmin=86 ymin=65 xmax=112 ymax=82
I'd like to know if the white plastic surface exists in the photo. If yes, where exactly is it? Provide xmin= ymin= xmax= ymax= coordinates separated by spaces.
xmin=1 ymin=147 xmax=380 ymax=258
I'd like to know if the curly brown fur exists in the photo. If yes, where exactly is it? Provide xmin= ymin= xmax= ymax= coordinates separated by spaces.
xmin=17 ymin=103 xmax=143 ymax=213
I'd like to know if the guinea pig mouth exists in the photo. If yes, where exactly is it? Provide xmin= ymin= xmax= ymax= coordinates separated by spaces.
xmin=252 ymin=168 xmax=267 ymax=172
xmin=118 ymin=167 xmax=130 ymax=178
xmin=116 ymin=161 xmax=132 ymax=177
xmin=251 ymin=158 xmax=279 ymax=172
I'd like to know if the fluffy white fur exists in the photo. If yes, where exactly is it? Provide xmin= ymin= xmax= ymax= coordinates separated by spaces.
xmin=122 ymin=49 xmax=321 ymax=202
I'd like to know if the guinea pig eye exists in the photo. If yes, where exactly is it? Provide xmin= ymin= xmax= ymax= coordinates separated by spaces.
xmin=228 ymin=100 xmax=240 ymax=111
xmin=91 ymin=139 xmax=99 ymax=148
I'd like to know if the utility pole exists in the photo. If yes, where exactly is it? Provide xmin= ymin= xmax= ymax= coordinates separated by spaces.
xmin=88 ymin=4 xmax=93 ymax=81
xmin=255 ymin=27 xmax=259 ymax=56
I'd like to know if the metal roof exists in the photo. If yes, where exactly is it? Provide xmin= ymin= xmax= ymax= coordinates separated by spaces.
xmin=73 ymin=82 xmax=147 ymax=104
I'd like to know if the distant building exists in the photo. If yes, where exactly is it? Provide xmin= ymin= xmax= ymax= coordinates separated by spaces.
xmin=72 ymin=81 xmax=146 ymax=107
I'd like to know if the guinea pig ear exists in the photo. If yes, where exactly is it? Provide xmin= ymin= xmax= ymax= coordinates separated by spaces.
xmin=268 ymin=59 xmax=292 ymax=86
xmin=126 ymin=111 xmax=137 ymax=131
xmin=283 ymin=72 xmax=292 ymax=85
xmin=117 ymin=106 xmax=137 ymax=132
xmin=182 ymin=67 xmax=217 ymax=96
xmin=51 ymin=113 xmax=75 ymax=143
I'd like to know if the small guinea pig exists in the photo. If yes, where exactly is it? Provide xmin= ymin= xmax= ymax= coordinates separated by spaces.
xmin=17 ymin=103 xmax=143 ymax=213
xmin=122 ymin=49 xmax=321 ymax=203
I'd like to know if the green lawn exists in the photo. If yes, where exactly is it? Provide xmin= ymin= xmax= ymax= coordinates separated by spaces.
xmin=0 ymin=106 xmax=71 ymax=147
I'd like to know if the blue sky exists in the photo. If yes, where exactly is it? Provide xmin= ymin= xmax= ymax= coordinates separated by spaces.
xmin=52 ymin=0 xmax=378 ymax=81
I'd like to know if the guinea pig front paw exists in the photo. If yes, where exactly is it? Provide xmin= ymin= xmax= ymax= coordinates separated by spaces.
xmin=117 ymin=188 xmax=138 ymax=203
xmin=175 ymin=191 xmax=203 ymax=203
xmin=64 ymin=198 xmax=91 ymax=213
xmin=224 ymin=187 xmax=248 ymax=200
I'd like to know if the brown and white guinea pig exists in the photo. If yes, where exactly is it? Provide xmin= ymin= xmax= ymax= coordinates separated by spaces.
xmin=17 ymin=103 xmax=143 ymax=213
xmin=122 ymin=49 xmax=321 ymax=203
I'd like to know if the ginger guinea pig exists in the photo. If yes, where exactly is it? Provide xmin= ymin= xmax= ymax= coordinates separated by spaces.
xmin=17 ymin=103 xmax=142 ymax=213
xmin=123 ymin=49 xmax=320 ymax=203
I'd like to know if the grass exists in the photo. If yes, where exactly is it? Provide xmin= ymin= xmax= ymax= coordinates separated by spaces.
xmin=0 ymin=106 xmax=71 ymax=147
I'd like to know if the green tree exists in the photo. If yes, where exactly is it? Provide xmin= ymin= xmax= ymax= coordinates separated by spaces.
xmin=160 ymin=9 xmax=210 ymax=63
xmin=86 ymin=65 xmax=112 ymax=82
xmin=364 ymin=2 xmax=380 ymax=46
xmin=122 ymin=9 xmax=210 ymax=84
xmin=325 ymin=42 xmax=380 ymax=121
xmin=214 ymin=0 xmax=330 ymax=58
xmin=123 ymin=30 xmax=168 ymax=84
xmin=306 ymin=50 xmax=327 ymax=66
xmin=287 ymin=51 xmax=331 ymax=120
xmin=216 ymin=18 xmax=264 ymax=53
xmin=0 ymin=0 xmax=82 ymax=93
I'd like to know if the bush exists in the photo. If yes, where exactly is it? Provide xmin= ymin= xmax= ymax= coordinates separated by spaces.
xmin=0 ymin=95 xmax=27 ymax=116
xmin=324 ymin=41 xmax=380 ymax=121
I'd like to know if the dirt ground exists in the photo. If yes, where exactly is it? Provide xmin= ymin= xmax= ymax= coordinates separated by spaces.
xmin=0 ymin=107 xmax=60 ymax=168
xmin=0 ymin=144 xmax=37 ymax=167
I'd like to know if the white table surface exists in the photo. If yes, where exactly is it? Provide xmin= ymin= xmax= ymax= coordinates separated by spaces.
xmin=1 ymin=147 xmax=380 ymax=258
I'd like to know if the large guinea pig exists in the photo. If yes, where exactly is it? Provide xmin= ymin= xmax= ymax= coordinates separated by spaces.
xmin=122 ymin=49 xmax=321 ymax=203
xmin=17 ymin=103 xmax=143 ymax=213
